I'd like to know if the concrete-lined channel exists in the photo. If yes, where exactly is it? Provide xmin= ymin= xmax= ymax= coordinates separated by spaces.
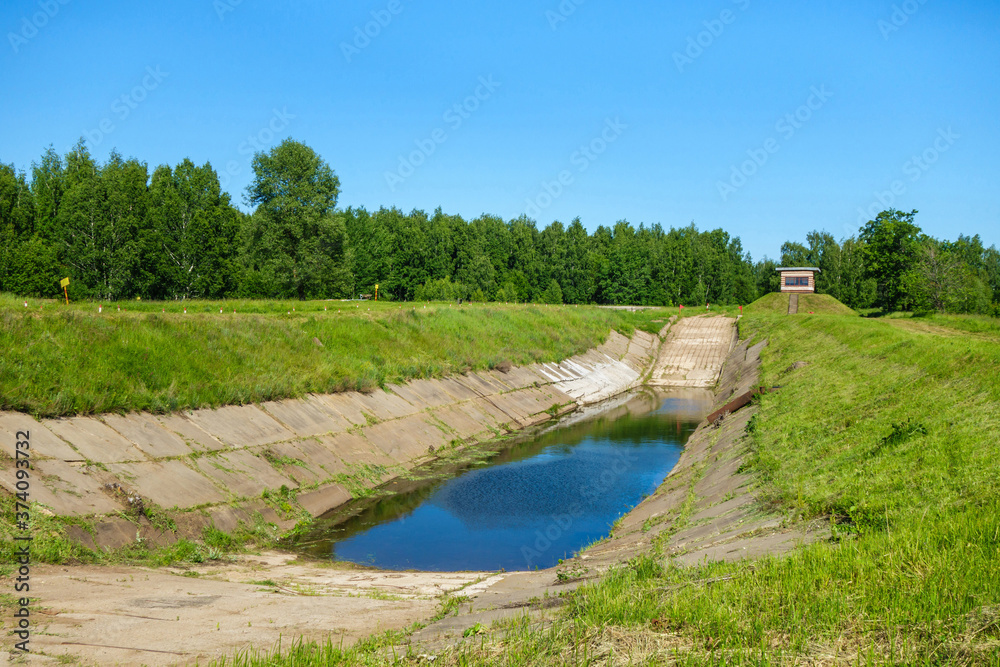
xmin=2 ymin=315 xmax=770 ymax=665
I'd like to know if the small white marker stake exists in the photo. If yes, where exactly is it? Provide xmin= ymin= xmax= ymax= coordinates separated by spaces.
xmin=99 ymin=305 xmax=102 ymax=313
xmin=24 ymin=301 xmax=27 ymax=307
xmin=184 ymin=308 xmax=187 ymax=314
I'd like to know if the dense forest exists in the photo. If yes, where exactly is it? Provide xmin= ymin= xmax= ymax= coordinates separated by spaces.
xmin=1 ymin=138 xmax=998 ymax=314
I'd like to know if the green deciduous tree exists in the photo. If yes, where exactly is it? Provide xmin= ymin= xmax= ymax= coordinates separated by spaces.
xmin=146 ymin=160 xmax=241 ymax=299
xmin=859 ymin=209 xmax=921 ymax=312
xmin=242 ymin=139 xmax=351 ymax=299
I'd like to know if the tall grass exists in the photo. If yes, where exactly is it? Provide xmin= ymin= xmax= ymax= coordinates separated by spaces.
xmin=0 ymin=294 xmax=665 ymax=417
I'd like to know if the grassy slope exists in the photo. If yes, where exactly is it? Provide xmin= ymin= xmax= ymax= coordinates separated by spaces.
xmin=209 ymin=310 xmax=1000 ymax=665
xmin=0 ymin=294 xmax=667 ymax=417
xmin=747 ymin=291 xmax=857 ymax=315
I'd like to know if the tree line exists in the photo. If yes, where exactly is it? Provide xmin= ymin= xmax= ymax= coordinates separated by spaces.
xmin=775 ymin=209 xmax=1000 ymax=314
xmin=1 ymin=139 xmax=997 ymax=314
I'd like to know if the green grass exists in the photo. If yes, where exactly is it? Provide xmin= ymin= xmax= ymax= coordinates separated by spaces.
xmin=746 ymin=291 xmax=857 ymax=315
xmin=201 ymin=308 xmax=1000 ymax=665
xmin=0 ymin=293 xmax=666 ymax=417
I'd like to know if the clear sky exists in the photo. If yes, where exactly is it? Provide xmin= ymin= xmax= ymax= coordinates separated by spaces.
xmin=2 ymin=0 xmax=998 ymax=261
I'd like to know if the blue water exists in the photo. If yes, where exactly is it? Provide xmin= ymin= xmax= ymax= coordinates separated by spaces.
xmin=296 ymin=390 xmax=710 ymax=571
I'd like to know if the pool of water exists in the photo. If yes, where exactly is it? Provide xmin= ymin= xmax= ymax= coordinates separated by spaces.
xmin=294 ymin=388 xmax=713 ymax=572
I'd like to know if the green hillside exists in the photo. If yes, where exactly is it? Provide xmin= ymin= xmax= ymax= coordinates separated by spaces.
xmin=747 ymin=291 xmax=856 ymax=315
xmin=0 ymin=294 xmax=665 ymax=417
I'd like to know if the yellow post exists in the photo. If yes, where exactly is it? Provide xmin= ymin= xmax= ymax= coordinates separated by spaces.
xmin=375 ymin=284 xmax=379 ymax=301
xmin=60 ymin=277 xmax=70 ymax=304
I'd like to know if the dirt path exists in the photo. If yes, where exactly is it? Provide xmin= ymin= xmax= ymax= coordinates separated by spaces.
xmin=6 ymin=553 xmax=499 ymax=666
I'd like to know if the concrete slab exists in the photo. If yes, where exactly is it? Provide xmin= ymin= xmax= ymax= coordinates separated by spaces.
xmin=350 ymin=390 xmax=419 ymax=421
xmin=278 ymin=438 xmax=347 ymax=478
xmin=154 ymin=413 xmax=227 ymax=451
xmin=472 ymin=396 xmax=520 ymax=429
xmin=297 ymin=483 xmax=352 ymax=516
xmin=494 ymin=387 xmax=563 ymax=423
xmin=260 ymin=396 xmax=351 ymax=437
xmin=431 ymin=405 xmax=493 ymax=441
xmin=597 ymin=330 xmax=630 ymax=360
xmin=318 ymin=433 xmax=396 ymax=469
xmin=192 ymin=450 xmax=295 ymax=500
xmin=317 ymin=393 xmax=372 ymax=426
xmin=187 ymin=404 xmax=294 ymax=449
xmin=102 ymin=413 xmax=193 ymax=459
xmin=486 ymin=393 xmax=531 ymax=426
xmin=0 ymin=458 xmax=120 ymax=516
xmin=107 ymin=460 xmax=226 ymax=509
xmin=387 ymin=379 xmax=454 ymax=409
xmin=500 ymin=365 xmax=547 ymax=389
xmin=363 ymin=415 xmax=449 ymax=463
xmin=452 ymin=372 xmax=505 ymax=397
xmin=483 ymin=369 xmax=516 ymax=392
xmin=0 ymin=411 xmax=81 ymax=461
xmin=44 ymin=417 xmax=149 ymax=464
xmin=254 ymin=441 xmax=330 ymax=485
xmin=434 ymin=377 xmax=482 ymax=402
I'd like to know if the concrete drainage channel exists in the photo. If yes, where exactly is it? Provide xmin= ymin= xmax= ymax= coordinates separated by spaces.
xmin=0 ymin=327 xmax=666 ymax=551
xmin=0 ymin=315 xmax=790 ymax=665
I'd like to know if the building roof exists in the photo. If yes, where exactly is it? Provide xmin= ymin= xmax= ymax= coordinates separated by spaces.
xmin=775 ymin=267 xmax=821 ymax=272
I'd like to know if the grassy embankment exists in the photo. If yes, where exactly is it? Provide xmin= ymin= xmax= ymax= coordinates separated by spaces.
xmin=0 ymin=293 xmax=667 ymax=418
xmin=209 ymin=301 xmax=1000 ymax=665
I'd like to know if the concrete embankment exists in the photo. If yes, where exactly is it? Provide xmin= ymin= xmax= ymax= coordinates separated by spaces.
xmin=0 ymin=328 xmax=660 ymax=550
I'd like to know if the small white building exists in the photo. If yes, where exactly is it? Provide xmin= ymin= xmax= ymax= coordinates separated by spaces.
xmin=776 ymin=267 xmax=820 ymax=293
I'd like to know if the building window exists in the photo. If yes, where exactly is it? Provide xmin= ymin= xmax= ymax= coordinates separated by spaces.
xmin=785 ymin=276 xmax=810 ymax=286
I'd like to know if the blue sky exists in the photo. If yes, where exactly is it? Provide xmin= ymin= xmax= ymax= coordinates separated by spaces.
xmin=2 ymin=0 xmax=998 ymax=261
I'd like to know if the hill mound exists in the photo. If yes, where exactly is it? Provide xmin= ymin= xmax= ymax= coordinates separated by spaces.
xmin=747 ymin=292 xmax=855 ymax=315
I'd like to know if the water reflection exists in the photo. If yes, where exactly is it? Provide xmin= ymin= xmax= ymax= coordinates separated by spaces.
xmin=293 ymin=388 xmax=712 ymax=571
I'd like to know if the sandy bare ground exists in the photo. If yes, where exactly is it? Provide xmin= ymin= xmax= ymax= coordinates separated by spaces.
xmin=5 ymin=552 xmax=502 ymax=666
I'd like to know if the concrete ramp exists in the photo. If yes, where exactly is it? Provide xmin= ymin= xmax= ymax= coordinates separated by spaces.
xmin=788 ymin=293 xmax=798 ymax=314
xmin=647 ymin=316 xmax=736 ymax=388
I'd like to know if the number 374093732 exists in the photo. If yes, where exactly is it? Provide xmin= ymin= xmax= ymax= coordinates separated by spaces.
xmin=15 ymin=430 xmax=31 ymax=505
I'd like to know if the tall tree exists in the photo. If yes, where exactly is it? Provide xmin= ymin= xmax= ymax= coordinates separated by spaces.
xmin=859 ymin=209 xmax=921 ymax=312
xmin=242 ymin=139 xmax=351 ymax=299
xmin=146 ymin=160 xmax=240 ymax=299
